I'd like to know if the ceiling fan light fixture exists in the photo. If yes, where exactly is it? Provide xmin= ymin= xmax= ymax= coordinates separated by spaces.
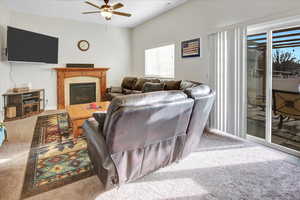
xmin=84 ymin=0 xmax=131 ymax=20
xmin=101 ymin=9 xmax=112 ymax=18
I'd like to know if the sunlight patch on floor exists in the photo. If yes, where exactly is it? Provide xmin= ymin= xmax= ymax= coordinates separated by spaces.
xmin=0 ymin=148 xmax=28 ymax=167
xmin=159 ymin=145 xmax=288 ymax=173
xmin=95 ymin=179 xmax=207 ymax=200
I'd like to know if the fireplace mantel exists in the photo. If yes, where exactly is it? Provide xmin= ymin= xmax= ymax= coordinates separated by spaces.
xmin=54 ymin=67 xmax=109 ymax=109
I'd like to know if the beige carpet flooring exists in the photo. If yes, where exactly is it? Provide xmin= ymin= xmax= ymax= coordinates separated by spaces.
xmin=0 ymin=111 xmax=300 ymax=200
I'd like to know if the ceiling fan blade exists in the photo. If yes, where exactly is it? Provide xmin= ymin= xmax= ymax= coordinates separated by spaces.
xmin=82 ymin=11 xmax=101 ymax=14
xmin=112 ymin=3 xmax=124 ymax=10
xmin=85 ymin=1 xmax=102 ymax=10
xmin=112 ymin=11 xmax=132 ymax=17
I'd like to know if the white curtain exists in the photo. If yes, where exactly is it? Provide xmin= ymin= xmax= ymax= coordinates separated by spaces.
xmin=208 ymin=26 xmax=247 ymax=138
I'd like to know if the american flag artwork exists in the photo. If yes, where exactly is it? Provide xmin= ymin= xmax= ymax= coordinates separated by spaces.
xmin=182 ymin=38 xmax=200 ymax=58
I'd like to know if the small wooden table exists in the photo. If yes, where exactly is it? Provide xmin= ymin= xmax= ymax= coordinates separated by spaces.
xmin=66 ymin=101 xmax=110 ymax=138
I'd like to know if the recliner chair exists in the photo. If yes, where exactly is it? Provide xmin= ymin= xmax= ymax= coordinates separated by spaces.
xmin=83 ymin=84 xmax=215 ymax=190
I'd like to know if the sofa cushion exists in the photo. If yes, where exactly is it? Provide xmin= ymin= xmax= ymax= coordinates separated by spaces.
xmin=110 ymin=87 xmax=123 ymax=93
xmin=121 ymin=77 xmax=138 ymax=90
xmin=163 ymin=80 xmax=181 ymax=90
xmin=180 ymin=80 xmax=199 ymax=90
xmin=184 ymin=84 xmax=211 ymax=98
xmin=123 ymin=89 xmax=142 ymax=95
xmin=123 ymin=88 xmax=133 ymax=95
xmin=142 ymin=82 xmax=165 ymax=93
xmin=131 ymin=90 xmax=142 ymax=94
xmin=134 ymin=78 xmax=160 ymax=91
xmin=107 ymin=92 xmax=126 ymax=100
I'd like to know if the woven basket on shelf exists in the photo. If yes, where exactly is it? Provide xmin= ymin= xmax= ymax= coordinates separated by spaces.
xmin=6 ymin=107 xmax=16 ymax=119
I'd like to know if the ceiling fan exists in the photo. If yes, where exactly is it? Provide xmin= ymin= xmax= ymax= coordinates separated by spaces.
xmin=83 ymin=0 xmax=132 ymax=20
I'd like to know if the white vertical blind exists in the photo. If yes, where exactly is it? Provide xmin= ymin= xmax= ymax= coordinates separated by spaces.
xmin=145 ymin=44 xmax=175 ymax=78
xmin=209 ymin=26 xmax=247 ymax=137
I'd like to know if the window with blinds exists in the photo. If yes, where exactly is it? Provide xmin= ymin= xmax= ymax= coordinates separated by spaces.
xmin=145 ymin=44 xmax=175 ymax=78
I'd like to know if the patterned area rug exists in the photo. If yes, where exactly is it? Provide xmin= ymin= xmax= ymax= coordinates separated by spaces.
xmin=21 ymin=113 xmax=94 ymax=199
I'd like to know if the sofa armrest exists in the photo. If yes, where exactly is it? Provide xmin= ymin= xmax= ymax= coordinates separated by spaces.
xmin=93 ymin=112 xmax=107 ymax=131
xmin=106 ymin=87 xmax=112 ymax=93
xmin=110 ymin=87 xmax=123 ymax=93
xmin=106 ymin=86 xmax=123 ymax=93
xmin=83 ymin=118 xmax=119 ymax=189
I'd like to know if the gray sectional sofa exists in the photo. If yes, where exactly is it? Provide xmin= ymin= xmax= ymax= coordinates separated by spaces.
xmin=83 ymin=77 xmax=215 ymax=190
xmin=105 ymin=77 xmax=201 ymax=100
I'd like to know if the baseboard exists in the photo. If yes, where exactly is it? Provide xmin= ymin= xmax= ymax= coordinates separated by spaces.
xmin=247 ymin=134 xmax=300 ymax=158
xmin=207 ymin=128 xmax=247 ymax=141
xmin=209 ymin=128 xmax=300 ymax=157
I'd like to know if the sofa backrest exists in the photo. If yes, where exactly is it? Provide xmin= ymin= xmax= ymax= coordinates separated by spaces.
xmin=133 ymin=78 xmax=160 ymax=91
xmin=103 ymin=90 xmax=194 ymax=183
xmin=119 ymin=77 xmax=202 ymax=93
xmin=103 ymin=90 xmax=194 ymax=153
xmin=121 ymin=77 xmax=138 ymax=90
xmin=182 ymin=84 xmax=216 ymax=158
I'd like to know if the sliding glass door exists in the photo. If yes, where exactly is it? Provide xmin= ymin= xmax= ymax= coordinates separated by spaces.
xmin=247 ymin=33 xmax=267 ymax=139
xmin=247 ymin=25 xmax=300 ymax=154
xmin=272 ymin=27 xmax=300 ymax=152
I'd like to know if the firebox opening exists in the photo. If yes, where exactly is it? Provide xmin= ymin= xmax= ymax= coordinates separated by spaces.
xmin=70 ymin=82 xmax=96 ymax=105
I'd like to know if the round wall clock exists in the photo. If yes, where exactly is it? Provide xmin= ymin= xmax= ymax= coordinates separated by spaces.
xmin=77 ymin=40 xmax=90 ymax=51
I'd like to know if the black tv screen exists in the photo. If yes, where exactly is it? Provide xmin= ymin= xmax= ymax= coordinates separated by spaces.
xmin=7 ymin=26 xmax=59 ymax=64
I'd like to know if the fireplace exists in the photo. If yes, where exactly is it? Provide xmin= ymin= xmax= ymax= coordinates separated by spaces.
xmin=54 ymin=68 xmax=109 ymax=109
xmin=70 ymin=83 xmax=96 ymax=105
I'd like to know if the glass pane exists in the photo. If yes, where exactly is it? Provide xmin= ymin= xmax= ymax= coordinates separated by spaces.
xmin=272 ymin=27 xmax=300 ymax=151
xmin=247 ymin=33 xmax=267 ymax=139
xmin=145 ymin=44 xmax=175 ymax=78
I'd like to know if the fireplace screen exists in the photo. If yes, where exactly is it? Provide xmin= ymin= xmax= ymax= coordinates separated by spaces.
xmin=70 ymin=83 xmax=96 ymax=105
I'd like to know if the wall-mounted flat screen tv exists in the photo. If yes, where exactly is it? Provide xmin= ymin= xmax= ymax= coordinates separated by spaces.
xmin=7 ymin=26 xmax=59 ymax=64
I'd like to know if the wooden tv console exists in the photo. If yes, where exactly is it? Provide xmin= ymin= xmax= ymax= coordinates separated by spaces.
xmin=2 ymin=89 xmax=45 ymax=122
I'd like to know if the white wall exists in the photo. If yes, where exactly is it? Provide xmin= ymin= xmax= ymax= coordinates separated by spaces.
xmin=0 ymin=3 xmax=11 ymax=121
xmin=2 ymin=0 xmax=300 ymax=114
xmin=0 ymin=10 xmax=132 ymax=110
xmin=132 ymin=0 xmax=300 ymax=84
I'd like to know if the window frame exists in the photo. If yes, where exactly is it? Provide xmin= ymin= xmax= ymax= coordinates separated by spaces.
xmin=144 ymin=44 xmax=175 ymax=79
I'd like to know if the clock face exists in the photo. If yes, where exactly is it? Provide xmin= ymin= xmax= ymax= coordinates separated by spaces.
xmin=78 ymin=40 xmax=90 ymax=51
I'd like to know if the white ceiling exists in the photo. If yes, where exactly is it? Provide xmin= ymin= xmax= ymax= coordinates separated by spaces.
xmin=2 ymin=0 xmax=187 ymax=28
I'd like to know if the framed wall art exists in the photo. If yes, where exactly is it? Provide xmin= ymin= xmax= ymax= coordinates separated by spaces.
xmin=181 ymin=38 xmax=200 ymax=58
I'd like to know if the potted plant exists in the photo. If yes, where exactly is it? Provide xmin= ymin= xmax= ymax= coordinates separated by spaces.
xmin=0 ymin=121 xmax=7 ymax=146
